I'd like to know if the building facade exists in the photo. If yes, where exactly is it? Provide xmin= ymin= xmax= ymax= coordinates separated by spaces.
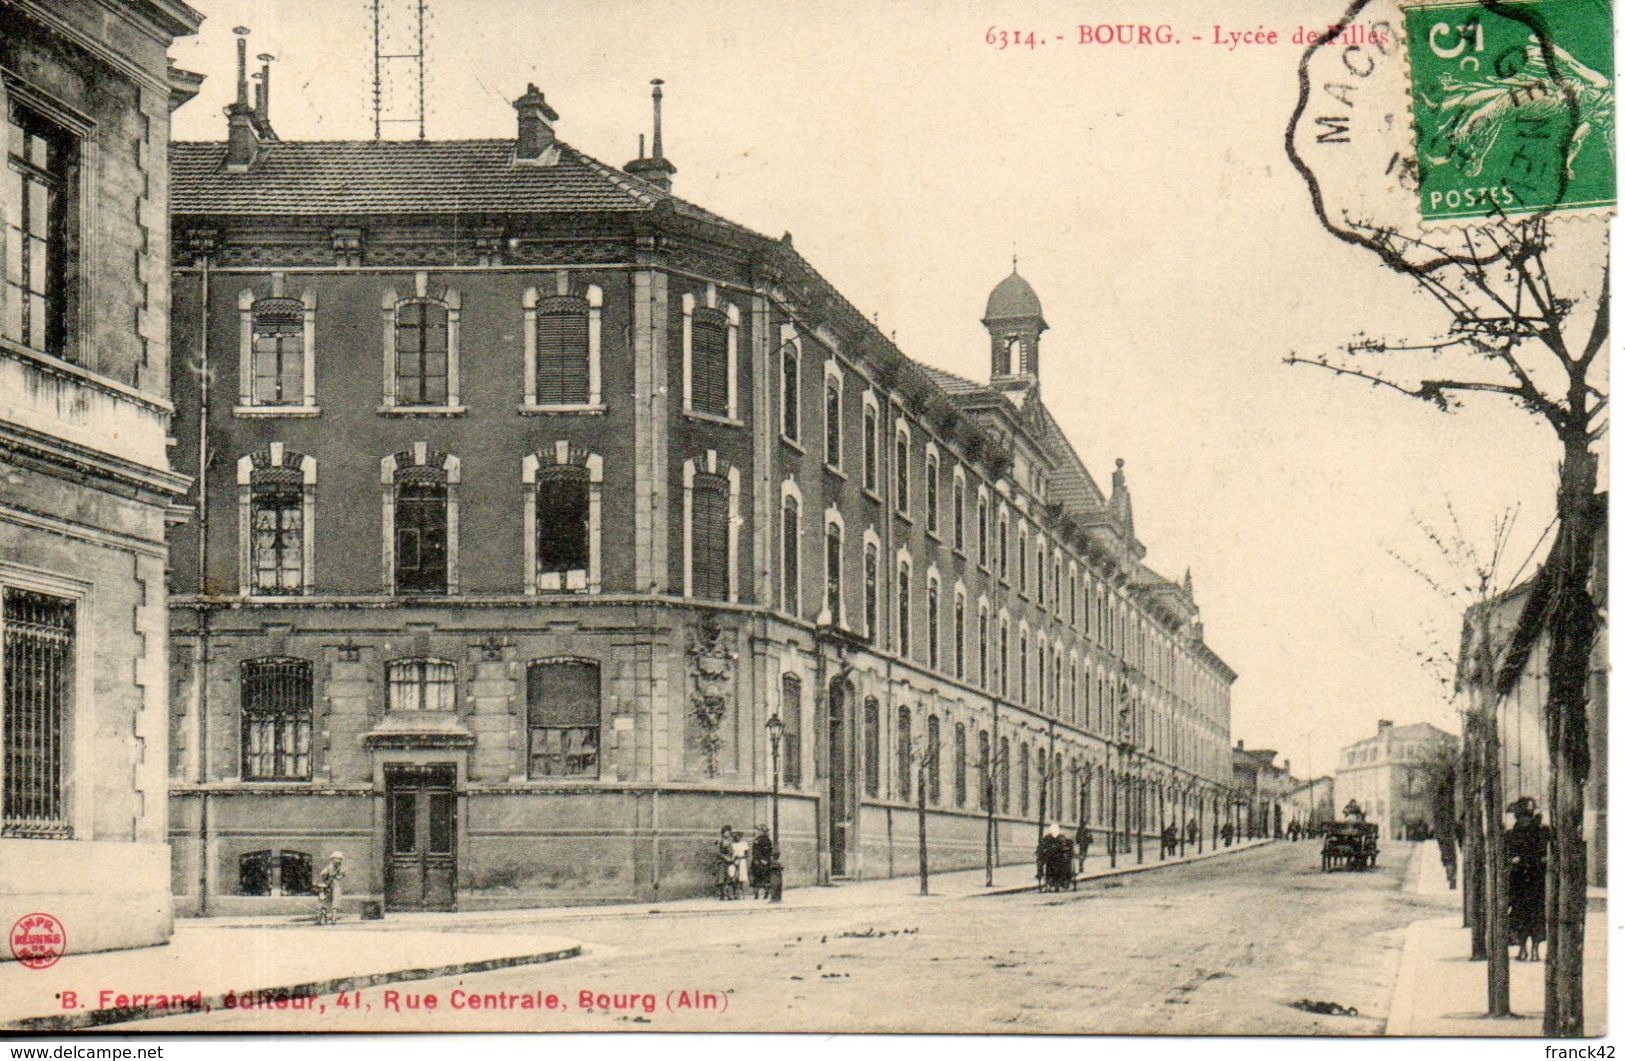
xmin=165 ymin=74 xmax=1237 ymax=913
xmin=1458 ymin=506 xmax=1607 ymax=886
xmin=1285 ymin=775 xmax=1334 ymax=831
xmin=0 ymin=0 xmax=201 ymax=956
xmin=1333 ymin=721 xmax=1457 ymax=841
xmin=1230 ymin=742 xmax=1297 ymax=839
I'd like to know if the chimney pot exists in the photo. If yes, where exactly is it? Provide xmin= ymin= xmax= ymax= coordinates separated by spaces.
xmin=513 ymin=84 xmax=560 ymax=162
xmin=623 ymin=78 xmax=676 ymax=192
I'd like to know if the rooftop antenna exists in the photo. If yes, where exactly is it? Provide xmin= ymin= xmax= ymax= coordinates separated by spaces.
xmin=370 ymin=0 xmax=428 ymax=140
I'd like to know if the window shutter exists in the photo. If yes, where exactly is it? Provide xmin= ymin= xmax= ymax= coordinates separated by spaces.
xmin=691 ymin=313 xmax=728 ymax=416
xmin=692 ymin=475 xmax=729 ymax=599
xmin=536 ymin=300 xmax=590 ymax=404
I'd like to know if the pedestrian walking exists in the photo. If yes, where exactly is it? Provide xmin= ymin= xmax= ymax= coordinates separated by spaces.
xmin=1436 ymin=819 xmax=1459 ymax=890
xmin=1074 ymin=822 xmax=1091 ymax=876
xmin=714 ymin=826 xmax=737 ymax=900
xmin=316 ymin=851 xmax=345 ymax=925
xmin=730 ymin=829 xmax=751 ymax=900
xmin=749 ymin=824 xmax=774 ymax=899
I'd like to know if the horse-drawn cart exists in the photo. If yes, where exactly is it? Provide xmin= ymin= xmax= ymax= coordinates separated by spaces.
xmin=1320 ymin=820 xmax=1378 ymax=872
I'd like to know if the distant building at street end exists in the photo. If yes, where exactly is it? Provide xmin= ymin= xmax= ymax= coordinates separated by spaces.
xmin=1231 ymin=741 xmax=1298 ymax=838
xmin=1456 ymin=500 xmax=1606 ymax=887
xmin=1333 ymin=721 xmax=1457 ymax=841
xmin=0 ymin=0 xmax=203 ymax=958
xmin=1286 ymin=775 xmax=1335 ymax=829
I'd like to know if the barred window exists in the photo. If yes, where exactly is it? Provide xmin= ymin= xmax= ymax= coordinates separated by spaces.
xmin=387 ymin=658 xmax=455 ymax=713
xmin=527 ymin=659 xmax=600 ymax=778
xmin=395 ymin=300 xmax=449 ymax=406
xmin=4 ymin=101 xmax=76 ymax=358
xmin=535 ymin=296 xmax=590 ymax=405
xmin=250 ymin=469 xmax=304 ymax=594
xmin=863 ymin=697 xmax=880 ymax=798
xmin=1 ymin=588 xmax=74 ymax=836
xmin=250 ymin=298 xmax=305 ymax=406
xmin=241 ymin=657 xmax=312 ymax=781
xmin=691 ymin=472 xmax=729 ymax=601
xmin=691 ymin=309 xmax=728 ymax=417
xmin=395 ymin=465 xmax=448 ymax=594
xmin=536 ymin=463 xmax=589 ymax=591
xmin=780 ymin=674 xmax=802 ymax=787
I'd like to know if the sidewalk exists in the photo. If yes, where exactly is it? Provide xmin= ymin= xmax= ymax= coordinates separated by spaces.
xmin=1 ymin=921 xmax=581 ymax=1033
xmin=1386 ymin=839 xmax=1607 ymax=1036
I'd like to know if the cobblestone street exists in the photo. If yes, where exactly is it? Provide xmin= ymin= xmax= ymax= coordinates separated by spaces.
xmin=131 ymin=841 xmax=1452 ymax=1035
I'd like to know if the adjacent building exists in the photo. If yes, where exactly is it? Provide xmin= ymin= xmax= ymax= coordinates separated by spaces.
xmin=1333 ymin=721 xmax=1457 ymax=841
xmin=164 ymin=66 xmax=1237 ymax=913
xmin=1457 ymin=504 xmax=1606 ymax=886
xmin=1285 ymin=775 xmax=1334 ymax=830
xmin=0 ymin=0 xmax=202 ymax=955
xmin=1230 ymin=741 xmax=1297 ymax=839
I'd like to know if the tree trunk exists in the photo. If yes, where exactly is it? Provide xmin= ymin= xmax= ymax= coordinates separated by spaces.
xmin=917 ymin=762 xmax=929 ymax=896
xmin=1482 ymin=703 xmax=1511 ymax=1015
xmin=1543 ymin=448 xmax=1600 ymax=1037
xmin=1464 ymin=713 xmax=1486 ymax=958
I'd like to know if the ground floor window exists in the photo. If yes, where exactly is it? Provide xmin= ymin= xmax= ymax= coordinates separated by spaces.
xmin=239 ymin=849 xmax=313 ymax=896
xmin=1 ymin=587 xmax=75 ymax=837
xmin=527 ymin=659 xmax=601 ymax=778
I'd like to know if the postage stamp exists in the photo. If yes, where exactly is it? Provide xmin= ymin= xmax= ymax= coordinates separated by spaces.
xmin=1402 ymin=0 xmax=1615 ymax=221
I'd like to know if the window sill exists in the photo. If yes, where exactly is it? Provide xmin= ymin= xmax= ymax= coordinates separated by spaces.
xmin=234 ymin=405 xmax=321 ymax=419
xmin=682 ymin=409 xmax=744 ymax=428
xmin=895 ymin=510 xmax=913 ymax=526
xmin=520 ymin=402 xmax=607 ymax=416
xmin=925 ymin=529 xmax=942 ymax=545
xmin=780 ymin=435 xmax=805 ymax=455
xmin=823 ymin=463 xmax=847 ymax=482
xmin=862 ymin=488 xmax=883 ymax=505
xmin=378 ymin=404 xmax=468 ymax=417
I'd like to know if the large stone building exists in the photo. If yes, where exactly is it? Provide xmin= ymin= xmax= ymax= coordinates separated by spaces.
xmin=0 ymin=0 xmax=202 ymax=956
xmin=1230 ymin=741 xmax=1297 ymax=839
xmin=164 ymin=70 xmax=1237 ymax=913
xmin=1333 ymin=721 xmax=1457 ymax=841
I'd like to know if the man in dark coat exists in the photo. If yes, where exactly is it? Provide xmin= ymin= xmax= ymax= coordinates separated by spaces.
xmin=749 ymin=824 xmax=774 ymax=899
xmin=1074 ymin=822 xmax=1092 ymax=877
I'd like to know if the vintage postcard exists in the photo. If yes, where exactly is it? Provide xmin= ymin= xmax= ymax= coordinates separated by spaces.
xmin=0 ymin=0 xmax=1612 ymax=1047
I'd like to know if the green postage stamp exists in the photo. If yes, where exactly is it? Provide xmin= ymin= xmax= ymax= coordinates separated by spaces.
xmin=1403 ymin=0 xmax=1615 ymax=222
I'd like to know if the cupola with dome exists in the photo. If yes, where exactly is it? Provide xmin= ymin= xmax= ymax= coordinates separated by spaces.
xmin=983 ymin=259 xmax=1047 ymax=390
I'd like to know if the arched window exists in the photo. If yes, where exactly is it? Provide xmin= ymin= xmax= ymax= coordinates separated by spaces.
xmin=896 ymin=705 xmax=912 ymax=797
xmin=952 ymin=472 xmax=966 ymax=552
xmin=953 ymin=590 xmax=966 ymax=678
xmin=953 ymin=722 xmax=967 ymax=807
xmin=394 ymin=300 xmax=450 ymax=406
xmin=781 ymin=342 xmax=800 ymax=441
xmin=527 ymin=659 xmax=601 ymax=778
xmin=536 ymin=463 xmax=589 ymax=588
xmin=977 ymin=495 xmax=990 ymax=568
xmin=534 ymin=295 xmax=590 ymax=405
xmin=998 ymin=618 xmax=1010 ymax=698
xmin=926 ymin=575 xmax=940 ymax=670
xmin=1019 ymin=742 xmax=1030 ymax=816
xmin=977 ymin=603 xmax=989 ymax=688
xmin=391 ymin=455 xmax=451 ymax=594
xmin=896 ymin=559 xmax=912 ymax=658
xmin=1018 ymin=525 xmax=1029 ymax=593
xmin=1020 ymin=630 xmax=1030 ymax=704
xmin=863 ymin=697 xmax=880 ymax=797
xmin=690 ymin=307 xmax=729 ymax=417
xmin=239 ymin=446 xmax=316 ymax=596
xmin=824 ymin=374 xmax=842 ymax=468
xmin=691 ymin=472 xmax=729 ymax=600
xmin=782 ymin=494 xmax=800 ymax=615
xmin=998 ymin=736 xmax=1011 ymax=813
xmin=241 ymin=657 xmax=313 ymax=780
xmin=862 ymin=399 xmax=879 ymax=492
xmin=977 ymin=729 xmax=990 ymax=810
xmin=863 ymin=540 xmax=879 ymax=637
xmin=926 ymin=715 xmax=941 ymax=804
xmin=998 ymin=512 xmax=1010 ymax=582
xmin=1036 ymin=541 xmax=1047 ymax=605
xmin=825 ymin=518 xmax=843 ymax=623
xmin=894 ymin=426 xmax=911 ymax=514
xmin=925 ymin=450 xmax=940 ymax=535
xmin=781 ymin=675 xmax=803 ymax=788
xmin=386 ymin=658 xmax=455 ymax=713
xmin=249 ymin=297 xmax=306 ymax=405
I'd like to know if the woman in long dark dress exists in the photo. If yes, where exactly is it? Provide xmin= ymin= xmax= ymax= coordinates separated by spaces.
xmin=1505 ymin=799 xmax=1548 ymax=961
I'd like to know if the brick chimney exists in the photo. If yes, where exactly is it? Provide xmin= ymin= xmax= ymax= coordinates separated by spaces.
xmin=513 ymin=83 xmax=560 ymax=163
xmin=624 ymin=79 xmax=676 ymax=192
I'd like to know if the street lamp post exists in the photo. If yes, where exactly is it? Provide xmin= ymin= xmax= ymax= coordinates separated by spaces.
xmin=766 ymin=713 xmax=785 ymax=902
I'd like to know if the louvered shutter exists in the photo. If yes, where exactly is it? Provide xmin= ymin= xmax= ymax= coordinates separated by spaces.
xmin=691 ymin=313 xmax=728 ymax=417
xmin=692 ymin=475 xmax=729 ymax=599
xmin=536 ymin=300 xmax=589 ymax=404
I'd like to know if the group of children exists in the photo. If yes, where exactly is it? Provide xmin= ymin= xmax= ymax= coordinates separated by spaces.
xmin=715 ymin=824 xmax=777 ymax=900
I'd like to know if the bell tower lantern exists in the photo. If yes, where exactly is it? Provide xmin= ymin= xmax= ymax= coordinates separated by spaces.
xmin=983 ymin=260 xmax=1047 ymax=390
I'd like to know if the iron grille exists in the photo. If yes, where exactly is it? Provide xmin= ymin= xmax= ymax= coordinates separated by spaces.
xmin=2 ymin=588 xmax=74 ymax=837
xmin=241 ymin=658 xmax=313 ymax=780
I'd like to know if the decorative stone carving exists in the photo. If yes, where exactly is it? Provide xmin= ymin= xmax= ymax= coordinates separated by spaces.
xmin=686 ymin=612 xmax=736 ymax=777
